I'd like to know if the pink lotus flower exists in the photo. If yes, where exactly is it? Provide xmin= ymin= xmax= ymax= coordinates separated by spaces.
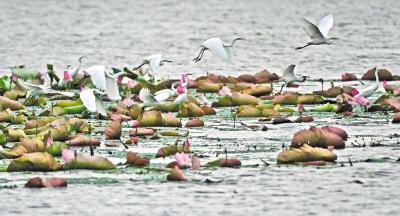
xmin=191 ymin=155 xmax=201 ymax=169
xmin=180 ymin=73 xmax=190 ymax=84
xmin=218 ymin=86 xmax=232 ymax=96
xmin=10 ymin=73 xmax=17 ymax=82
xmin=127 ymin=79 xmax=137 ymax=88
xmin=122 ymin=97 xmax=134 ymax=107
xmin=183 ymin=139 xmax=190 ymax=148
xmin=132 ymin=120 xmax=140 ymax=127
xmin=174 ymin=152 xmax=190 ymax=167
xmin=351 ymin=88 xmax=359 ymax=96
xmin=349 ymin=95 xmax=370 ymax=106
xmin=61 ymin=148 xmax=74 ymax=162
xmin=39 ymin=72 xmax=46 ymax=81
xmin=63 ymin=71 xmax=72 ymax=81
xmin=46 ymin=135 xmax=53 ymax=147
xmin=297 ymin=104 xmax=305 ymax=113
xmin=343 ymin=111 xmax=353 ymax=116
xmin=111 ymin=113 xmax=121 ymax=121
xmin=383 ymin=80 xmax=388 ymax=88
xmin=176 ymin=84 xmax=186 ymax=95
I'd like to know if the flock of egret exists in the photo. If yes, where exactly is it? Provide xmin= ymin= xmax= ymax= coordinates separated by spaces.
xmin=10 ymin=13 xmax=381 ymax=115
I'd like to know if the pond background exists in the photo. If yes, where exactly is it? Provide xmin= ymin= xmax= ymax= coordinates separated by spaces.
xmin=0 ymin=0 xmax=400 ymax=215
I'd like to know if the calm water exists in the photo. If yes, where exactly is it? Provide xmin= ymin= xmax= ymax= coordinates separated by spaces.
xmin=0 ymin=0 xmax=400 ymax=215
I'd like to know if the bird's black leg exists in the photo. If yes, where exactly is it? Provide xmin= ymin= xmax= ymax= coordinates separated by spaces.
xmin=278 ymin=84 xmax=286 ymax=95
xmin=295 ymin=43 xmax=311 ymax=50
xmin=133 ymin=61 xmax=147 ymax=71
xmin=193 ymin=48 xmax=205 ymax=62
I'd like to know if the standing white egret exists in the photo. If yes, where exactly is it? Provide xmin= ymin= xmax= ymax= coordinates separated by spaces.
xmin=153 ymin=82 xmax=181 ymax=102
xmin=46 ymin=56 xmax=84 ymax=88
xmin=133 ymin=54 xmax=172 ymax=76
xmin=79 ymin=88 xmax=107 ymax=116
xmin=193 ymin=37 xmax=245 ymax=63
xmin=355 ymin=68 xmax=379 ymax=98
xmin=296 ymin=14 xmax=338 ymax=50
xmin=152 ymin=74 xmax=190 ymax=102
xmin=68 ymin=55 xmax=85 ymax=78
xmin=80 ymin=65 xmax=124 ymax=101
xmin=278 ymin=65 xmax=309 ymax=94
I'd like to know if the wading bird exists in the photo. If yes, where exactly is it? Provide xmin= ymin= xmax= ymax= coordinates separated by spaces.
xmin=193 ymin=37 xmax=245 ymax=63
xmin=133 ymin=54 xmax=172 ymax=76
xmin=57 ymin=56 xmax=85 ymax=88
xmin=152 ymin=82 xmax=181 ymax=102
xmin=79 ymin=88 xmax=107 ymax=116
xmin=354 ymin=68 xmax=379 ymax=98
xmin=349 ymin=93 xmax=370 ymax=112
xmin=278 ymin=64 xmax=309 ymax=94
xmin=78 ymin=65 xmax=124 ymax=101
xmin=296 ymin=14 xmax=338 ymax=50
xmin=152 ymin=73 xmax=190 ymax=101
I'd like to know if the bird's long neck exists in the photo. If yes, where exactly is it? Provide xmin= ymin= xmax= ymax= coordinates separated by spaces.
xmin=225 ymin=38 xmax=241 ymax=47
xmin=171 ymin=82 xmax=179 ymax=91
xmin=374 ymin=68 xmax=379 ymax=84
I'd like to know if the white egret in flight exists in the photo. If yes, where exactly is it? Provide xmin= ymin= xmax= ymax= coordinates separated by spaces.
xmin=296 ymin=14 xmax=338 ymax=50
xmin=11 ymin=74 xmax=75 ymax=103
xmin=79 ymin=65 xmax=124 ymax=101
xmin=133 ymin=54 xmax=172 ymax=76
xmin=193 ymin=37 xmax=245 ymax=64
xmin=354 ymin=67 xmax=380 ymax=98
xmin=79 ymin=88 xmax=107 ymax=116
xmin=278 ymin=64 xmax=309 ymax=94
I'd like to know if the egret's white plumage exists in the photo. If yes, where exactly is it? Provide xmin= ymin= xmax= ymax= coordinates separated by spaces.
xmin=318 ymin=14 xmax=334 ymax=38
xmin=146 ymin=54 xmax=162 ymax=74
xmin=278 ymin=65 xmax=308 ymax=94
xmin=139 ymin=88 xmax=154 ymax=103
xmin=193 ymin=37 xmax=245 ymax=63
xmin=17 ymin=78 xmax=75 ymax=98
xmin=83 ymin=65 xmax=122 ymax=100
xmin=134 ymin=54 xmax=171 ymax=75
xmin=84 ymin=65 xmax=107 ymax=90
xmin=47 ymin=56 xmax=84 ymax=88
xmin=203 ymin=38 xmax=232 ymax=63
xmin=357 ymin=68 xmax=379 ymax=98
xmin=69 ymin=55 xmax=85 ymax=78
xmin=282 ymin=65 xmax=308 ymax=83
xmin=296 ymin=14 xmax=336 ymax=50
xmin=173 ymin=91 xmax=188 ymax=105
xmin=80 ymin=89 xmax=107 ymax=116
xmin=153 ymin=82 xmax=180 ymax=102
